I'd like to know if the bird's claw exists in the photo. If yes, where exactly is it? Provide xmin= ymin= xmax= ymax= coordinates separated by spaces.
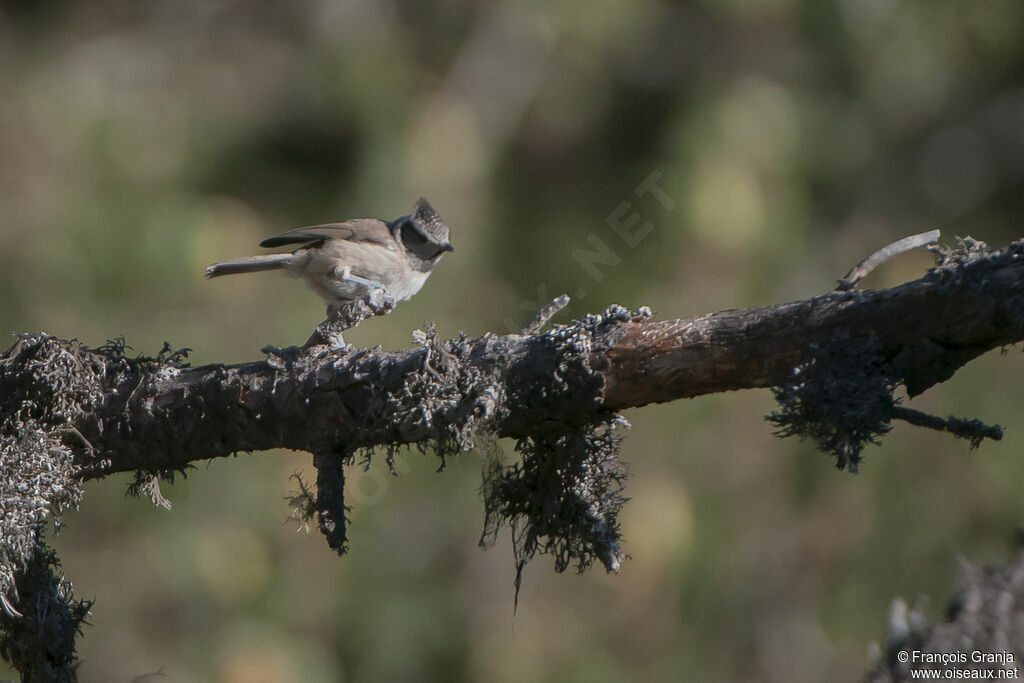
xmin=364 ymin=288 xmax=395 ymax=314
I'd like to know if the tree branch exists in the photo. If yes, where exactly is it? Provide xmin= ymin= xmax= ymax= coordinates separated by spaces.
xmin=600 ymin=237 xmax=1024 ymax=407
xmin=17 ymin=238 xmax=1014 ymax=480
xmin=2 ymin=236 xmax=1023 ymax=677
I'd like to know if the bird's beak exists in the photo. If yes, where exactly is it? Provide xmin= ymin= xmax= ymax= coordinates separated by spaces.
xmin=442 ymin=243 xmax=455 ymax=252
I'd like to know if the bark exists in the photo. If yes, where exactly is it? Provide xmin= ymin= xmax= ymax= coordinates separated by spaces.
xmin=600 ymin=245 xmax=1024 ymax=407
xmin=26 ymin=239 xmax=1021 ymax=479
xmin=1 ymin=236 xmax=1023 ymax=679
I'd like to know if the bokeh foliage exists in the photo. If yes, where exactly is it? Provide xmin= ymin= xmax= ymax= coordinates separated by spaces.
xmin=2 ymin=1 xmax=1024 ymax=680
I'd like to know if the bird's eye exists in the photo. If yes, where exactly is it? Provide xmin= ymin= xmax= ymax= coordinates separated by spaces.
xmin=402 ymin=224 xmax=428 ymax=244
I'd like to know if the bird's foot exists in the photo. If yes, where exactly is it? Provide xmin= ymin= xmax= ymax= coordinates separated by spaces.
xmin=363 ymin=288 xmax=396 ymax=315
xmin=303 ymin=293 xmax=395 ymax=350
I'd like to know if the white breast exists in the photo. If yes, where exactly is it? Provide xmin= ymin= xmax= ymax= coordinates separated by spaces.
xmin=388 ymin=268 xmax=431 ymax=301
xmin=287 ymin=239 xmax=433 ymax=306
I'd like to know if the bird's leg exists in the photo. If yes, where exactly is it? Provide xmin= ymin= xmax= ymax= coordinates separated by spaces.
xmin=363 ymin=287 xmax=396 ymax=314
xmin=304 ymin=297 xmax=396 ymax=350
xmin=335 ymin=267 xmax=396 ymax=311
xmin=334 ymin=266 xmax=386 ymax=293
xmin=304 ymin=269 xmax=398 ymax=350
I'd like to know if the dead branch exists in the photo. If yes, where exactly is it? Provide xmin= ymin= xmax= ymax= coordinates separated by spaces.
xmin=600 ymin=237 xmax=1024 ymax=408
xmin=1 ymin=236 xmax=1023 ymax=678
xmin=5 ymin=239 xmax=1015 ymax=479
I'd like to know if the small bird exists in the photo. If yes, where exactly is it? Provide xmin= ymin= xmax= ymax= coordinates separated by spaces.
xmin=205 ymin=198 xmax=453 ymax=313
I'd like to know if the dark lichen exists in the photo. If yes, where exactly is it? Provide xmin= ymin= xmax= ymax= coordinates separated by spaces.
xmin=768 ymin=332 xmax=896 ymax=472
xmin=481 ymin=421 xmax=629 ymax=601
xmin=479 ymin=305 xmax=647 ymax=600
xmin=768 ymin=235 xmax=1014 ymax=470
xmin=0 ymin=542 xmax=92 ymax=682
xmin=290 ymin=320 xmax=511 ymax=554
xmin=313 ymin=448 xmax=350 ymax=554
xmin=0 ymin=333 xmax=196 ymax=674
xmin=0 ymin=336 xmax=96 ymax=609
xmin=304 ymin=305 xmax=642 ymax=598
xmin=0 ymin=335 xmax=102 ymax=674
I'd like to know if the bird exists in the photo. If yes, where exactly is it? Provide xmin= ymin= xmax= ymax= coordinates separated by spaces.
xmin=205 ymin=198 xmax=454 ymax=313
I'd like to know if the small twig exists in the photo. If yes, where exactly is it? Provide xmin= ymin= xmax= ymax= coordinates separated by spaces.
xmin=304 ymin=293 xmax=396 ymax=349
xmin=837 ymin=230 xmax=941 ymax=291
xmin=313 ymin=450 xmax=349 ymax=554
xmin=521 ymin=294 xmax=571 ymax=334
xmin=421 ymin=344 xmax=444 ymax=382
xmin=284 ymin=471 xmax=316 ymax=533
xmin=891 ymin=406 xmax=1003 ymax=447
xmin=131 ymin=665 xmax=169 ymax=682
xmin=0 ymin=591 xmax=22 ymax=618
xmin=141 ymin=475 xmax=173 ymax=510
xmin=61 ymin=427 xmax=95 ymax=457
xmin=414 ymin=324 xmax=457 ymax=382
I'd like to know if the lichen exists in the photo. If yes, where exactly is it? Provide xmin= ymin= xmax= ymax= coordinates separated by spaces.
xmin=292 ymin=320 xmax=512 ymax=554
xmin=0 ymin=542 xmax=92 ymax=682
xmin=481 ymin=420 xmax=630 ymax=601
xmin=479 ymin=305 xmax=648 ymax=598
xmin=768 ymin=332 xmax=895 ymax=472
xmin=0 ymin=335 xmax=99 ymax=673
xmin=0 ymin=333 xmax=192 ymax=672
xmin=768 ymin=233 xmax=1013 ymax=470
xmin=293 ymin=305 xmax=644 ymax=598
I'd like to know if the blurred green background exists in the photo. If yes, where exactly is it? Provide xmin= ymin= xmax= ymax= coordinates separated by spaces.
xmin=2 ymin=1 xmax=1024 ymax=680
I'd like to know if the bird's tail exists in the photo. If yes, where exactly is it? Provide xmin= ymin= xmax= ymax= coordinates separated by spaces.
xmin=204 ymin=254 xmax=293 ymax=278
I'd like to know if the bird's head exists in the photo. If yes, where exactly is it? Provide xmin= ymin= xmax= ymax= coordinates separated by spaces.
xmin=394 ymin=198 xmax=454 ymax=262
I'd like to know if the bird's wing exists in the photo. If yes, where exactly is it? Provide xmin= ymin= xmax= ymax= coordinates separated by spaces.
xmin=259 ymin=218 xmax=393 ymax=249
